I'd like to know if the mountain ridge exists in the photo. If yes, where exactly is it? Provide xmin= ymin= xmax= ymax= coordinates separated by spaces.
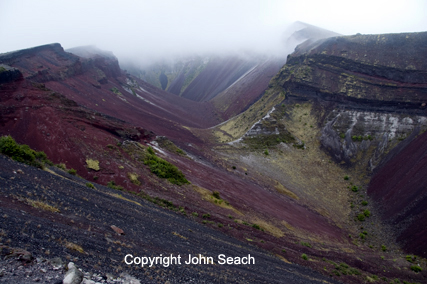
xmin=1 ymin=29 xmax=427 ymax=283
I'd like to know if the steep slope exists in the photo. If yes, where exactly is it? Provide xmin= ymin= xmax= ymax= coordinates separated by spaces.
xmin=0 ymin=154 xmax=341 ymax=284
xmin=215 ymin=31 xmax=427 ymax=265
xmin=0 ymin=44 xmax=347 ymax=246
xmin=2 ymin=38 xmax=427 ymax=283
xmin=368 ymin=129 xmax=427 ymax=257
xmin=124 ymin=22 xmax=340 ymax=122
xmin=0 ymin=43 xmax=225 ymax=154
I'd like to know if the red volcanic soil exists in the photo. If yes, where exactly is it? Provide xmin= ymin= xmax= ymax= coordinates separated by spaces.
xmin=167 ymin=150 xmax=345 ymax=241
xmin=180 ymin=56 xmax=257 ymax=102
xmin=212 ymin=59 xmax=285 ymax=120
xmin=0 ymin=43 xmax=345 ymax=241
xmin=368 ymin=130 xmax=427 ymax=256
xmin=0 ymin=78 xmax=152 ymax=177
xmin=0 ymin=43 xmax=223 ymax=147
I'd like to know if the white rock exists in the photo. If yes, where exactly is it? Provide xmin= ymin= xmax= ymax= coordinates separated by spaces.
xmin=63 ymin=262 xmax=84 ymax=284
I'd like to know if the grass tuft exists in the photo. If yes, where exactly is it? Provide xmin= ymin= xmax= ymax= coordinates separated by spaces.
xmin=144 ymin=147 xmax=189 ymax=185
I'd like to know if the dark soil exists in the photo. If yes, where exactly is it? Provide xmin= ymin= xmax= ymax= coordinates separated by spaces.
xmin=0 ymin=154 xmax=341 ymax=284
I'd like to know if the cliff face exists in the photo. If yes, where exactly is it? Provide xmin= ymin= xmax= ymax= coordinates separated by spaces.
xmin=275 ymin=32 xmax=427 ymax=171
xmin=215 ymin=31 xmax=427 ymax=258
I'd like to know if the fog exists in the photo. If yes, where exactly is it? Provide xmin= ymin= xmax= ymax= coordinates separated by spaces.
xmin=1 ymin=0 xmax=427 ymax=65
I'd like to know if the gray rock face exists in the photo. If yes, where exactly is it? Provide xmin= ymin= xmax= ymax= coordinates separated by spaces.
xmin=320 ymin=108 xmax=427 ymax=170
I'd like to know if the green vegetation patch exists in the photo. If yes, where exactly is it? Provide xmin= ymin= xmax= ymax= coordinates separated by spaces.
xmin=110 ymin=87 xmax=122 ymax=95
xmin=127 ymin=172 xmax=141 ymax=185
xmin=144 ymin=147 xmax=189 ymax=185
xmin=156 ymin=136 xmax=187 ymax=156
xmin=327 ymin=260 xmax=360 ymax=276
xmin=410 ymin=265 xmax=422 ymax=273
xmin=107 ymin=181 xmax=123 ymax=191
xmin=243 ymin=132 xmax=295 ymax=150
xmin=0 ymin=135 xmax=53 ymax=168
xmin=406 ymin=255 xmax=416 ymax=263
xmin=357 ymin=213 xmax=365 ymax=221
xmin=86 ymin=182 xmax=95 ymax=189
xmin=86 ymin=158 xmax=100 ymax=171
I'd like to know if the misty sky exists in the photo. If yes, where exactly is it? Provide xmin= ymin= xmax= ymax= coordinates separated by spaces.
xmin=1 ymin=0 xmax=426 ymax=63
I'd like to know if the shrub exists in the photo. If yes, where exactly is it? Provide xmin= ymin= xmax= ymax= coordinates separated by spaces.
xmin=363 ymin=210 xmax=371 ymax=217
xmin=351 ymin=185 xmax=358 ymax=192
xmin=361 ymin=200 xmax=368 ymax=206
xmin=212 ymin=191 xmax=220 ymax=199
xmin=202 ymin=213 xmax=210 ymax=219
xmin=232 ymin=166 xmax=236 ymax=170
xmin=144 ymin=147 xmax=189 ymax=185
xmin=301 ymin=242 xmax=312 ymax=248
xmin=179 ymin=206 xmax=186 ymax=215
xmin=381 ymin=245 xmax=387 ymax=252
xmin=301 ymin=254 xmax=308 ymax=260
xmin=264 ymin=149 xmax=269 ymax=155
xmin=406 ymin=255 xmax=416 ymax=263
xmin=349 ymin=268 xmax=360 ymax=275
xmin=86 ymin=183 xmax=95 ymax=189
xmin=357 ymin=214 xmax=365 ymax=221
xmin=93 ymin=176 xmax=99 ymax=180
xmin=228 ymin=215 xmax=233 ymax=219
xmin=0 ymin=135 xmax=52 ymax=168
xmin=147 ymin=146 xmax=155 ymax=155
xmin=344 ymin=175 xmax=349 ymax=180
xmin=217 ymin=223 xmax=223 ymax=228
xmin=410 ymin=265 xmax=422 ymax=273
xmin=56 ymin=163 xmax=67 ymax=170
xmin=192 ymin=212 xmax=198 ymax=217
xmin=340 ymin=133 xmax=345 ymax=139
xmin=252 ymin=224 xmax=261 ymax=230
xmin=107 ymin=181 xmax=123 ymax=191
xmin=68 ymin=168 xmax=77 ymax=175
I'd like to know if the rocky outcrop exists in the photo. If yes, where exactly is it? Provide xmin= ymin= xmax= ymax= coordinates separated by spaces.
xmin=0 ymin=64 xmax=22 ymax=84
xmin=0 ymin=43 xmax=84 ymax=82
xmin=266 ymin=31 xmax=427 ymax=256
xmin=270 ymin=32 xmax=427 ymax=170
